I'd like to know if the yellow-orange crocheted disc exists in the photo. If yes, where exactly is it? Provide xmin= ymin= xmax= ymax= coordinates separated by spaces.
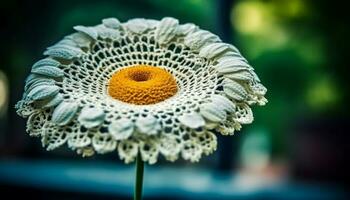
xmin=108 ymin=65 xmax=178 ymax=105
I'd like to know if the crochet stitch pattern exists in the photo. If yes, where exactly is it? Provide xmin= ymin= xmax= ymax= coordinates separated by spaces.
xmin=15 ymin=17 xmax=267 ymax=164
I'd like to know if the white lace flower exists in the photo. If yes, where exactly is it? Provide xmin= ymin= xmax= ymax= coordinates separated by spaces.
xmin=15 ymin=17 xmax=267 ymax=164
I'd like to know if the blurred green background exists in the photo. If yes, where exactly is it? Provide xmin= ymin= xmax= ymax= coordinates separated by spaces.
xmin=0 ymin=0 xmax=348 ymax=199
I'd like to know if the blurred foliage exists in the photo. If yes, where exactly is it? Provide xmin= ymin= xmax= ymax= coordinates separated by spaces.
xmin=231 ymin=0 xmax=349 ymax=156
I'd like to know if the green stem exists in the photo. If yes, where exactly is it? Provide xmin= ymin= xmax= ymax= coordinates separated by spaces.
xmin=134 ymin=153 xmax=144 ymax=200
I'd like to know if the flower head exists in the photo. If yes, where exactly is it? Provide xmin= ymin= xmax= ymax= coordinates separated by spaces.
xmin=15 ymin=17 xmax=267 ymax=164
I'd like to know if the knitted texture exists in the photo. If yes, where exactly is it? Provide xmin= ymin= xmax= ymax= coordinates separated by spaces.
xmin=15 ymin=17 xmax=267 ymax=163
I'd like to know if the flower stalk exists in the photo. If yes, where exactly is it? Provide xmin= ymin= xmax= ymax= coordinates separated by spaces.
xmin=134 ymin=153 xmax=144 ymax=200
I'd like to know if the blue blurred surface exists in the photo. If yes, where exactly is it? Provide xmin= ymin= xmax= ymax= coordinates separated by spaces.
xmin=0 ymin=159 xmax=345 ymax=200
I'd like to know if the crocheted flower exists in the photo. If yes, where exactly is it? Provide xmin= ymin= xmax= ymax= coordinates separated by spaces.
xmin=15 ymin=17 xmax=267 ymax=164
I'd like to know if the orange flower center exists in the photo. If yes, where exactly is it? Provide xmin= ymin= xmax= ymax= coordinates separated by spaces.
xmin=108 ymin=65 xmax=178 ymax=105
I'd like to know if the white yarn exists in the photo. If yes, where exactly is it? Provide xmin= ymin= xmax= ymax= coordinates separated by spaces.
xmin=15 ymin=17 xmax=267 ymax=164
